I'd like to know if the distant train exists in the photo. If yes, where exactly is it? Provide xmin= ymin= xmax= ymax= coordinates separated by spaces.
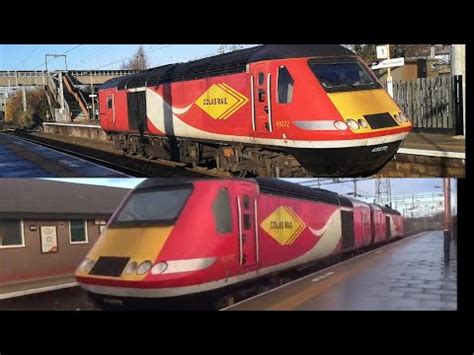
xmin=97 ymin=45 xmax=412 ymax=177
xmin=75 ymin=178 xmax=404 ymax=308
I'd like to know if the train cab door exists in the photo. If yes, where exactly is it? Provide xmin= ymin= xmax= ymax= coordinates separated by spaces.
xmin=236 ymin=185 xmax=258 ymax=268
xmin=251 ymin=63 xmax=273 ymax=134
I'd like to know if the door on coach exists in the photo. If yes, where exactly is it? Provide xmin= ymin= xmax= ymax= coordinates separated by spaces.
xmin=251 ymin=63 xmax=273 ymax=134
xmin=236 ymin=185 xmax=258 ymax=268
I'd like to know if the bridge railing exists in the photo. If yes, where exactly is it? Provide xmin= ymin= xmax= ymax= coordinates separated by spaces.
xmin=0 ymin=70 xmax=137 ymax=78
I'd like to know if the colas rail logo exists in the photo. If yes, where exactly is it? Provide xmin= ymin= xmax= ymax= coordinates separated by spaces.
xmin=260 ymin=206 xmax=307 ymax=246
xmin=195 ymin=83 xmax=248 ymax=120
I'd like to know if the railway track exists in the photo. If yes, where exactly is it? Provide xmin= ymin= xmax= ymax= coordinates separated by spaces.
xmin=6 ymin=130 xmax=232 ymax=178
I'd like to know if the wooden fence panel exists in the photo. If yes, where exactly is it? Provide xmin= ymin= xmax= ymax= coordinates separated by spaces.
xmin=383 ymin=75 xmax=460 ymax=133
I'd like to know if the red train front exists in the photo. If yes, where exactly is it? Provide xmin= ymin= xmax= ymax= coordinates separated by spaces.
xmin=76 ymin=178 xmax=404 ymax=308
xmin=97 ymin=45 xmax=412 ymax=177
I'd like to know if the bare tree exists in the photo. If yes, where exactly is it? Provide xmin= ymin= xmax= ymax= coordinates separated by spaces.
xmin=120 ymin=46 xmax=150 ymax=70
xmin=217 ymin=45 xmax=245 ymax=54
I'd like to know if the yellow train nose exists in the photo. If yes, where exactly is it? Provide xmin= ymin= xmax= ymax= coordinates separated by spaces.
xmin=76 ymin=226 xmax=174 ymax=281
xmin=328 ymin=88 xmax=412 ymax=133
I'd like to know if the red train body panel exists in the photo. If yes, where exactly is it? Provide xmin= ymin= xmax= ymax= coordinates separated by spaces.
xmin=97 ymin=45 xmax=412 ymax=177
xmin=76 ymin=178 xmax=404 ymax=302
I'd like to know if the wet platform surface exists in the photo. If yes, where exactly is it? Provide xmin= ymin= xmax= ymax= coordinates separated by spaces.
xmin=226 ymin=231 xmax=457 ymax=311
xmin=400 ymin=132 xmax=465 ymax=157
xmin=0 ymin=132 xmax=128 ymax=177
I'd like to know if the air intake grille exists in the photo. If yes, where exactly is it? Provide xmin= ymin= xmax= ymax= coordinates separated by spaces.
xmin=127 ymin=91 xmax=147 ymax=131
xmin=364 ymin=112 xmax=398 ymax=129
xmin=341 ymin=210 xmax=355 ymax=250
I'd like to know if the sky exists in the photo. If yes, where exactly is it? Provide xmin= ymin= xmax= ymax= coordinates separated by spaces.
xmin=0 ymin=45 xmax=257 ymax=71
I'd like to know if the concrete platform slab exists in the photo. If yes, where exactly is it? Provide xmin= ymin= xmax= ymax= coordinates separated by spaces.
xmin=225 ymin=231 xmax=457 ymax=311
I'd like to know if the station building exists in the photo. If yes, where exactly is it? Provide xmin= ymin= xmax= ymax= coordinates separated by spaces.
xmin=0 ymin=179 xmax=129 ymax=285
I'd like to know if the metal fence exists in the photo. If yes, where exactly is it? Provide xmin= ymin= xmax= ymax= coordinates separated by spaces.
xmin=383 ymin=75 xmax=463 ymax=135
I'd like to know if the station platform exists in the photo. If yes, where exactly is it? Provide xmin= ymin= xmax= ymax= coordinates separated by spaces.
xmin=0 ymin=132 xmax=128 ymax=177
xmin=400 ymin=132 xmax=465 ymax=159
xmin=225 ymin=231 xmax=457 ymax=311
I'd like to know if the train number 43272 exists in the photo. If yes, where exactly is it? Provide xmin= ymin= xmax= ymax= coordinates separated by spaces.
xmin=275 ymin=121 xmax=290 ymax=128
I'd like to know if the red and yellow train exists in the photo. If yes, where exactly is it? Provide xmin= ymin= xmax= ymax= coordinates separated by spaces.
xmin=75 ymin=178 xmax=404 ymax=308
xmin=98 ymin=45 xmax=412 ymax=177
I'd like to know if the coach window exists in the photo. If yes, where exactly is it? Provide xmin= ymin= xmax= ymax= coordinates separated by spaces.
xmin=70 ymin=220 xmax=89 ymax=244
xmin=212 ymin=188 xmax=233 ymax=234
xmin=107 ymin=96 xmax=113 ymax=109
xmin=258 ymin=72 xmax=265 ymax=86
xmin=0 ymin=220 xmax=25 ymax=248
xmin=277 ymin=66 xmax=294 ymax=104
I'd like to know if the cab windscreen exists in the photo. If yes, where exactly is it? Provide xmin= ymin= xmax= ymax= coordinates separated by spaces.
xmin=308 ymin=58 xmax=381 ymax=92
xmin=110 ymin=186 xmax=193 ymax=227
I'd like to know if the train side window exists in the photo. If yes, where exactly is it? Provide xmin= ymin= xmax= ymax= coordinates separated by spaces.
xmin=212 ymin=188 xmax=233 ymax=234
xmin=243 ymin=214 xmax=252 ymax=230
xmin=277 ymin=66 xmax=294 ymax=104
xmin=258 ymin=72 xmax=265 ymax=86
xmin=107 ymin=96 xmax=113 ymax=109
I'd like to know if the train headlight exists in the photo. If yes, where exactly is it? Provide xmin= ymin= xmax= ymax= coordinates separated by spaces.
xmin=79 ymin=258 xmax=95 ymax=273
xmin=124 ymin=261 xmax=138 ymax=274
xmin=393 ymin=114 xmax=402 ymax=124
xmin=334 ymin=121 xmax=348 ymax=131
xmin=136 ymin=261 xmax=153 ymax=275
xmin=358 ymin=119 xmax=368 ymax=128
xmin=346 ymin=119 xmax=360 ymax=130
xmin=399 ymin=112 xmax=408 ymax=122
xmin=151 ymin=262 xmax=168 ymax=275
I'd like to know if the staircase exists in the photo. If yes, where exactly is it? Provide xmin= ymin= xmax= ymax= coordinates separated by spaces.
xmin=62 ymin=73 xmax=90 ymax=120
xmin=62 ymin=88 xmax=83 ymax=118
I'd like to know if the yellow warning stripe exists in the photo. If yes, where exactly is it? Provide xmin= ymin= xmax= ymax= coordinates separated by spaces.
xmin=217 ymin=83 xmax=249 ymax=120
xmin=214 ymin=84 xmax=243 ymax=120
xmin=217 ymin=84 xmax=248 ymax=120
xmin=283 ymin=207 xmax=307 ymax=245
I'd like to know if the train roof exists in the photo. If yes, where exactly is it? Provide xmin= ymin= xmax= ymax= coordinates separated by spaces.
xmin=100 ymin=45 xmax=355 ymax=90
xmin=369 ymin=203 xmax=401 ymax=215
xmin=379 ymin=205 xmax=402 ymax=215
xmin=134 ymin=178 xmax=353 ymax=208
xmin=255 ymin=178 xmax=353 ymax=208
